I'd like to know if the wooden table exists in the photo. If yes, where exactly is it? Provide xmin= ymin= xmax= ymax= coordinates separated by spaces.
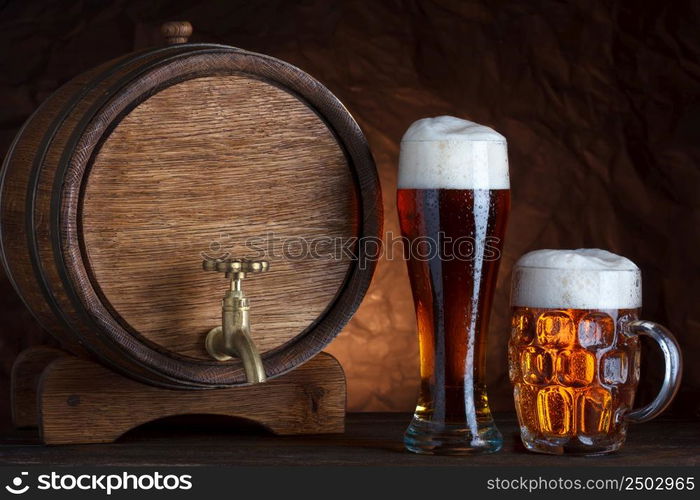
xmin=0 ymin=413 xmax=697 ymax=466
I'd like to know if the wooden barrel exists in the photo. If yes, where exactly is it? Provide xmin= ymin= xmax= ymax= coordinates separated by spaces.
xmin=0 ymin=23 xmax=381 ymax=388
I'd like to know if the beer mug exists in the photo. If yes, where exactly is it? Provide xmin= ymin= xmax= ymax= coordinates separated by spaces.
xmin=508 ymin=249 xmax=682 ymax=455
xmin=398 ymin=116 xmax=510 ymax=454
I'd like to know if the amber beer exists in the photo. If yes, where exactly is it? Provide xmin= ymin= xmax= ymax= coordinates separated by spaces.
xmin=509 ymin=305 xmax=641 ymax=446
xmin=398 ymin=116 xmax=510 ymax=454
xmin=509 ymin=249 xmax=682 ymax=455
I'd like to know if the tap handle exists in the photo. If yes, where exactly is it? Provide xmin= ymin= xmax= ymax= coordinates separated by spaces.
xmin=202 ymin=258 xmax=270 ymax=277
xmin=202 ymin=257 xmax=268 ymax=383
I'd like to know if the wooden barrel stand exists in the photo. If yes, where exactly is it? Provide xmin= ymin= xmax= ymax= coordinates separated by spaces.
xmin=12 ymin=347 xmax=346 ymax=445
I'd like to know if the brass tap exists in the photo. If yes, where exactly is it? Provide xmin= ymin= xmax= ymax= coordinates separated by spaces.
xmin=203 ymin=258 xmax=269 ymax=384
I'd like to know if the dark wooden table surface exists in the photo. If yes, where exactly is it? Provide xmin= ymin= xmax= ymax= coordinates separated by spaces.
xmin=0 ymin=413 xmax=697 ymax=466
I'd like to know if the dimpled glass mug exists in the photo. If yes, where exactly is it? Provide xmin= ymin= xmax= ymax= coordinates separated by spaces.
xmin=508 ymin=249 xmax=682 ymax=455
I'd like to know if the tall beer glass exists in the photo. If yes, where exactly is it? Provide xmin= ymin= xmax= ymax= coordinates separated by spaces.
xmin=509 ymin=249 xmax=682 ymax=455
xmin=397 ymin=116 xmax=510 ymax=454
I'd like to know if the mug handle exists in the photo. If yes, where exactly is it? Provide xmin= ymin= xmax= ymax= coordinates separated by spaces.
xmin=624 ymin=320 xmax=683 ymax=423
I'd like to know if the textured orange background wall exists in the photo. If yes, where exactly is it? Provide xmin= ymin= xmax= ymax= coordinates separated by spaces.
xmin=1 ymin=0 xmax=699 ymax=423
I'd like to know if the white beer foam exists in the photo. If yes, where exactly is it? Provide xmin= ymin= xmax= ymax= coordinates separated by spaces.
xmin=398 ymin=116 xmax=510 ymax=190
xmin=511 ymin=249 xmax=642 ymax=309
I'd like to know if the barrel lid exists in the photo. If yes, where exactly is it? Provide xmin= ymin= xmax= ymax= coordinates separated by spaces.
xmin=56 ymin=37 xmax=381 ymax=386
